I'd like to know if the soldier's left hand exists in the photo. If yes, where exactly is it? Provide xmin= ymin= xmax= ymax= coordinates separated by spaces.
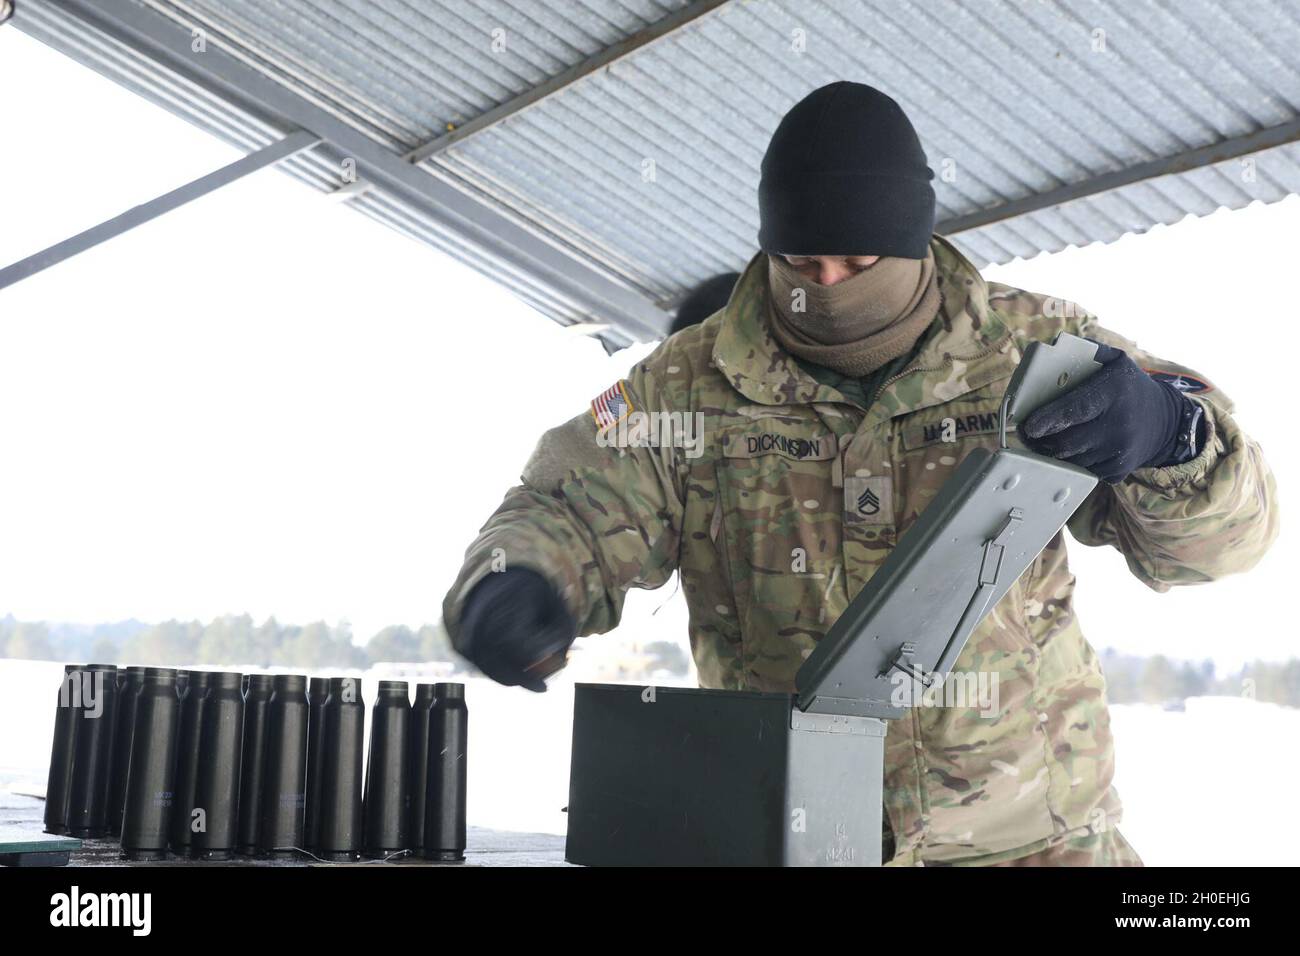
xmin=1019 ymin=342 xmax=1195 ymax=484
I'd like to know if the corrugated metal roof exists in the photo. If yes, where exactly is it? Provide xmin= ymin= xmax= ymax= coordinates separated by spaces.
xmin=13 ymin=0 xmax=647 ymax=327
xmin=14 ymin=0 xmax=1300 ymax=339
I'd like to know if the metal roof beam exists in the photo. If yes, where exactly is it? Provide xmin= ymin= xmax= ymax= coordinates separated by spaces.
xmin=938 ymin=117 xmax=1300 ymax=237
xmin=403 ymin=0 xmax=731 ymax=165
xmin=38 ymin=0 xmax=670 ymax=343
xmin=0 ymin=129 xmax=320 ymax=291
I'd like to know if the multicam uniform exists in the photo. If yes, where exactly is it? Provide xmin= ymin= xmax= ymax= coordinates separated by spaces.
xmin=443 ymin=236 xmax=1278 ymax=866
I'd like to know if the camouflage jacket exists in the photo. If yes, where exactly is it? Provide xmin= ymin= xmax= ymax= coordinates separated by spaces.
xmin=443 ymin=236 xmax=1278 ymax=865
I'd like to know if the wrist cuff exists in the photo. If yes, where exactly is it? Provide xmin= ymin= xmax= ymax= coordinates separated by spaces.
xmin=1158 ymin=389 xmax=1204 ymax=467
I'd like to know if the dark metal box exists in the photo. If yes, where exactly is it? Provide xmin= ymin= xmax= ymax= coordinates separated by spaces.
xmin=565 ymin=683 xmax=885 ymax=866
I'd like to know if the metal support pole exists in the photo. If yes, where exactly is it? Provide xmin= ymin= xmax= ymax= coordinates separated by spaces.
xmin=33 ymin=0 xmax=671 ymax=342
xmin=937 ymin=117 xmax=1300 ymax=236
xmin=0 ymin=129 xmax=320 ymax=291
xmin=403 ymin=0 xmax=730 ymax=165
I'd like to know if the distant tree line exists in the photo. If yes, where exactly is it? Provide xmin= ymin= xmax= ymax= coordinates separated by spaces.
xmin=1100 ymin=649 xmax=1300 ymax=708
xmin=641 ymin=640 xmax=691 ymax=677
xmin=0 ymin=613 xmax=456 ymax=669
xmin=1 ymin=615 xmax=1294 ymax=706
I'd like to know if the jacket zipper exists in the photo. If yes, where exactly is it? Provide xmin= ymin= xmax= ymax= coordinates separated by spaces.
xmin=873 ymin=330 xmax=1015 ymax=405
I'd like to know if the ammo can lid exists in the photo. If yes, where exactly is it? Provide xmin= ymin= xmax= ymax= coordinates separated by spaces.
xmin=794 ymin=334 xmax=1103 ymax=719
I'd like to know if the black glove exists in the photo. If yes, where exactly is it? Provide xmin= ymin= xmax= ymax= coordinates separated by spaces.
xmin=1019 ymin=342 xmax=1201 ymax=485
xmin=454 ymin=568 xmax=577 ymax=692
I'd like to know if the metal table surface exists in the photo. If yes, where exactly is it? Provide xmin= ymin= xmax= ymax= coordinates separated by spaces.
xmin=0 ymin=791 xmax=571 ymax=867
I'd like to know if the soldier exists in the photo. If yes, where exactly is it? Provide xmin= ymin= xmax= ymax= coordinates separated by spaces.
xmin=668 ymin=272 xmax=741 ymax=337
xmin=442 ymin=82 xmax=1278 ymax=866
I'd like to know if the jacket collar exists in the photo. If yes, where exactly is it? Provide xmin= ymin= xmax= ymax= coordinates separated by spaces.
xmin=712 ymin=235 xmax=1017 ymax=420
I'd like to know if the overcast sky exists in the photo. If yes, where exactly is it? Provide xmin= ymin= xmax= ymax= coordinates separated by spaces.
xmin=0 ymin=26 xmax=1293 ymax=669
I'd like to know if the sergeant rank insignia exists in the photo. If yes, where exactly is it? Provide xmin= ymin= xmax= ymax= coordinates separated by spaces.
xmin=844 ymin=475 xmax=893 ymax=526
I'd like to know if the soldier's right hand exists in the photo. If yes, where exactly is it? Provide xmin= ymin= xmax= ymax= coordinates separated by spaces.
xmin=453 ymin=567 xmax=577 ymax=693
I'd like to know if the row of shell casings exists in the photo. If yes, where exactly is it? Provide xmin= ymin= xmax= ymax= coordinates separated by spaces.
xmin=44 ymin=666 xmax=468 ymax=862
xmin=302 ymin=677 xmax=468 ymax=862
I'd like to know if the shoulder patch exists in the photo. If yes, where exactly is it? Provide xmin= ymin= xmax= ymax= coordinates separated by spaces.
xmin=1144 ymin=369 xmax=1213 ymax=394
xmin=590 ymin=380 xmax=634 ymax=430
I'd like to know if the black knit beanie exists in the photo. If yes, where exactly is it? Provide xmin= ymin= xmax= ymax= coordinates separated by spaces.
xmin=758 ymin=82 xmax=936 ymax=259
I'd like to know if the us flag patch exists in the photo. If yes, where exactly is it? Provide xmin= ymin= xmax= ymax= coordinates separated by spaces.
xmin=590 ymin=380 xmax=634 ymax=430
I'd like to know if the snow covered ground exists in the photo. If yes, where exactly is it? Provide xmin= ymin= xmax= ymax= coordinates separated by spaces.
xmin=3 ymin=658 xmax=1295 ymax=865
xmin=1108 ymin=696 xmax=1300 ymax=867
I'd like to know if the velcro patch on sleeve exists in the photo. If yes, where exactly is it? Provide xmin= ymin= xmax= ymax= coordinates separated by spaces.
xmin=590 ymin=380 xmax=634 ymax=430
xmin=1144 ymin=368 xmax=1213 ymax=394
